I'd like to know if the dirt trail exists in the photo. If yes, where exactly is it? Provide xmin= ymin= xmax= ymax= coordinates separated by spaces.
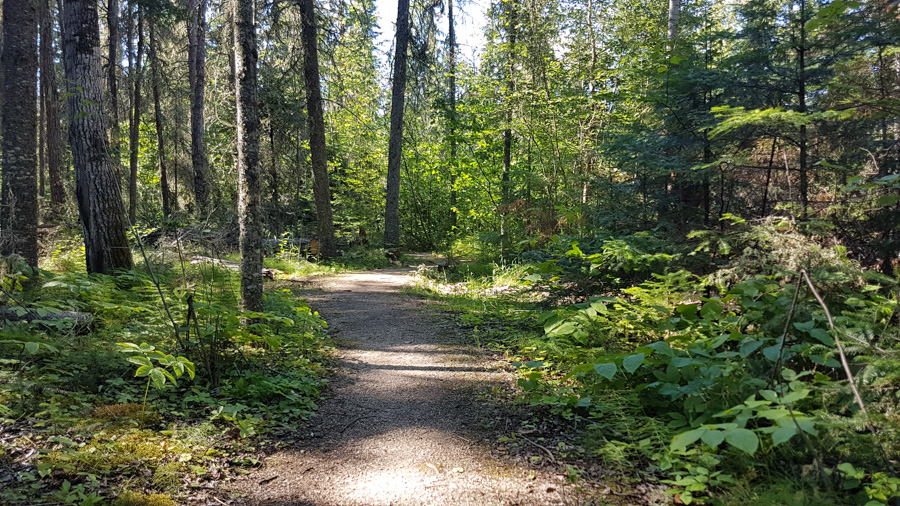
xmin=232 ymin=269 xmax=589 ymax=506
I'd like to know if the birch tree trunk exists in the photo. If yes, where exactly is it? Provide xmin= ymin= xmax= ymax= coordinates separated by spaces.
xmin=384 ymin=0 xmax=410 ymax=248
xmin=235 ymin=0 xmax=263 ymax=312
xmin=1 ymin=0 xmax=39 ymax=266
xmin=63 ymin=0 xmax=134 ymax=274
xmin=299 ymin=0 xmax=337 ymax=258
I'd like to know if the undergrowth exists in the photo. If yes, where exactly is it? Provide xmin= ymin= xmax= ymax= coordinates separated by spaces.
xmin=0 ymin=244 xmax=332 ymax=505
xmin=414 ymin=221 xmax=900 ymax=506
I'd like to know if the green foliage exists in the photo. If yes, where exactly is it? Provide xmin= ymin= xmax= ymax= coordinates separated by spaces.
xmin=418 ymin=224 xmax=900 ymax=504
xmin=0 ymin=249 xmax=331 ymax=504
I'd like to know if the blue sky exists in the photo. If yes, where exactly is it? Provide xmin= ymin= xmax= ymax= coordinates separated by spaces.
xmin=373 ymin=0 xmax=489 ymax=66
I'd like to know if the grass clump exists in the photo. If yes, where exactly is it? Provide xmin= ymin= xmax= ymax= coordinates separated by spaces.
xmin=112 ymin=490 xmax=176 ymax=506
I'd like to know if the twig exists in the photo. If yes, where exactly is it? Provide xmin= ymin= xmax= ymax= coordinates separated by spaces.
xmin=518 ymin=434 xmax=556 ymax=463
xmin=340 ymin=415 xmax=376 ymax=434
xmin=769 ymin=275 xmax=804 ymax=385
xmin=780 ymin=384 xmax=832 ymax=491
xmin=800 ymin=269 xmax=894 ymax=475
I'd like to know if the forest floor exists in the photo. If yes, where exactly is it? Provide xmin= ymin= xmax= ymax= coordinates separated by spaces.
xmin=229 ymin=268 xmax=615 ymax=506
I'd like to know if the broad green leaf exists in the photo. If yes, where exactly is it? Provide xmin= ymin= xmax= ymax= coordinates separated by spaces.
xmin=781 ymin=388 xmax=810 ymax=404
xmin=593 ymin=362 xmax=617 ymax=380
xmin=524 ymin=361 xmax=545 ymax=368
xmin=876 ymin=194 xmax=899 ymax=207
xmin=622 ymin=353 xmax=645 ymax=374
xmin=793 ymin=321 xmax=815 ymax=332
xmin=149 ymin=368 xmax=167 ymax=389
xmin=24 ymin=342 xmax=39 ymax=354
xmin=135 ymin=365 xmax=153 ymax=377
xmin=576 ymin=397 xmax=591 ymax=407
xmin=701 ymin=429 xmax=724 ymax=448
xmin=548 ymin=321 xmax=576 ymax=336
xmin=671 ymin=428 xmax=706 ymax=452
xmin=723 ymin=428 xmax=758 ymax=455
xmin=127 ymin=356 xmax=152 ymax=368
xmin=771 ymin=426 xmax=797 ymax=445
xmin=808 ymin=328 xmax=834 ymax=346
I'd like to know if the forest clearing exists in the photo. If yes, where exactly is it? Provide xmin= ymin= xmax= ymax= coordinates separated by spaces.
xmin=2 ymin=0 xmax=900 ymax=503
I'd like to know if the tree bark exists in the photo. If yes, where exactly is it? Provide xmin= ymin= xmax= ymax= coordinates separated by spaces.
xmin=235 ymin=0 xmax=263 ymax=312
xmin=149 ymin=17 xmax=169 ymax=218
xmin=1 ymin=0 xmax=39 ymax=266
xmin=188 ymin=0 xmax=210 ymax=212
xmin=500 ymin=0 xmax=517 ymax=251
xmin=107 ymin=0 xmax=120 ymax=162
xmin=384 ymin=0 xmax=410 ymax=249
xmin=448 ymin=0 xmax=458 ymax=233
xmin=299 ymin=0 xmax=338 ymax=258
xmin=128 ymin=7 xmax=143 ymax=223
xmin=63 ymin=0 xmax=134 ymax=274
xmin=797 ymin=0 xmax=808 ymax=220
xmin=666 ymin=0 xmax=680 ymax=53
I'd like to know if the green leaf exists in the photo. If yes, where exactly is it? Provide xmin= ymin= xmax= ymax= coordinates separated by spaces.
xmin=24 ymin=342 xmax=39 ymax=354
xmin=701 ymin=429 xmax=724 ymax=448
xmin=808 ymin=328 xmax=834 ymax=346
xmin=793 ymin=321 xmax=815 ymax=332
xmin=524 ymin=361 xmax=545 ymax=368
xmin=135 ymin=365 xmax=153 ymax=377
xmin=781 ymin=388 xmax=810 ymax=404
xmin=771 ymin=426 xmax=797 ymax=445
xmin=671 ymin=428 xmax=706 ymax=452
xmin=723 ymin=428 xmax=758 ymax=455
xmin=622 ymin=353 xmax=645 ymax=374
xmin=593 ymin=362 xmax=617 ymax=380
xmin=547 ymin=321 xmax=576 ymax=336
xmin=149 ymin=368 xmax=167 ymax=389
xmin=876 ymin=194 xmax=899 ymax=207
xmin=127 ymin=356 xmax=152 ymax=368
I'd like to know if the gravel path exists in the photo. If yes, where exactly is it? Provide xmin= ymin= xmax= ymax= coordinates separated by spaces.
xmin=232 ymin=269 xmax=591 ymax=506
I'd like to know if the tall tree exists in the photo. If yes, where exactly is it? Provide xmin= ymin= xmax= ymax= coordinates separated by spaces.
xmin=188 ymin=0 xmax=210 ymax=211
xmin=128 ymin=6 xmax=144 ymax=223
xmin=149 ymin=16 xmax=170 ymax=217
xmin=40 ymin=0 xmax=66 ymax=209
xmin=447 ymin=0 xmax=458 ymax=233
xmin=299 ymin=0 xmax=337 ymax=258
xmin=107 ymin=0 xmax=121 ymax=160
xmin=235 ymin=0 xmax=262 ymax=312
xmin=63 ymin=0 xmax=134 ymax=274
xmin=384 ymin=0 xmax=410 ymax=248
xmin=499 ymin=0 xmax=517 ymax=251
xmin=1 ymin=0 xmax=39 ymax=266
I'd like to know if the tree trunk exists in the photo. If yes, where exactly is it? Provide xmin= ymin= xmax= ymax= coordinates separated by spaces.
xmin=448 ymin=0 xmax=458 ymax=233
xmin=667 ymin=0 xmax=680 ymax=54
xmin=299 ymin=0 xmax=337 ymax=258
xmin=107 ymin=0 xmax=120 ymax=163
xmin=1 ymin=0 xmax=39 ymax=267
xmin=500 ymin=0 xmax=517 ymax=252
xmin=39 ymin=67 xmax=46 ymax=198
xmin=797 ymin=0 xmax=808 ymax=221
xmin=235 ymin=0 xmax=263 ymax=312
xmin=63 ymin=0 xmax=134 ymax=274
xmin=40 ymin=0 xmax=66 ymax=208
xmin=149 ymin=17 xmax=169 ymax=218
xmin=384 ymin=0 xmax=410 ymax=249
xmin=188 ymin=0 xmax=209 ymax=212
xmin=128 ymin=7 xmax=143 ymax=223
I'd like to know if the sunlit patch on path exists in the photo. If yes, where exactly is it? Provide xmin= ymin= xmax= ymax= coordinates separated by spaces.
xmin=232 ymin=270 xmax=585 ymax=506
